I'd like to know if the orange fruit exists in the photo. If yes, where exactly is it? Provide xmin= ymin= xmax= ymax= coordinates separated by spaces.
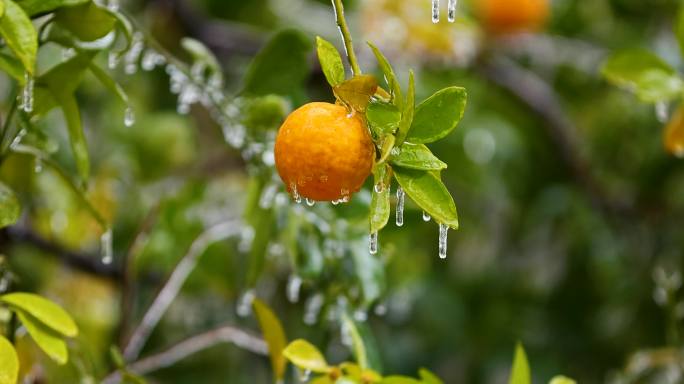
xmin=274 ymin=102 xmax=375 ymax=201
xmin=476 ymin=0 xmax=549 ymax=34
xmin=665 ymin=107 xmax=684 ymax=158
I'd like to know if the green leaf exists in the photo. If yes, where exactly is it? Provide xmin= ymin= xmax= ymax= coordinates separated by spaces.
xmin=395 ymin=70 xmax=415 ymax=144
xmin=390 ymin=143 xmax=446 ymax=171
xmin=369 ymin=164 xmax=391 ymax=233
xmin=0 ymin=51 xmax=25 ymax=83
xmin=418 ymin=368 xmax=444 ymax=384
xmin=89 ymin=62 xmax=129 ymax=105
xmin=0 ymin=181 xmax=20 ymax=228
xmin=1 ymin=292 xmax=78 ymax=337
xmin=0 ymin=0 xmax=37 ymax=74
xmin=0 ymin=1 xmax=5 ymax=18
xmin=406 ymin=87 xmax=467 ymax=144
xmin=393 ymin=168 xmax=458 ymax=229
xmin=54 ymin=2 xmax=116 ymax=41
xmin=333 ymin=74 xmax=379 ymax=112
xmin=181 ymin=37 xmax=221 ymax=75
xmin=15 ymin=0 xmax=88 ymax=17
xmin=367 ymin=100 xmax=400 ymax=136
xmin=252 ymin=299 xmax=287 ymax=381
xmin=316 ymin=36 xmax=345 ymax=86
xmin=0 ymin=335 xmax=18 ymax=384
xmin=59 ymin=92 xmax=89 ymax=181
xmin=549 ymin=376 xmax=576 ymax=384
xmin=282 ymin=339 xmax=330 ymax=373
xmin=342 ymin=314 xmax=368 ymax=369
xmin=17 ymin=311 xmax=68 ymax=365
xmin=243 ymin=29 xmax=312 ymax=103
xmin=382 ymin=376 xmax=421 ymax=384
xmin=367 ymin=41 xmax=402 ymax=109
xmin=40 ymin=51 xmax=95 ymax=95
xmin=602 ymin=49 xmax=683 ymax=103
xmin=509 ymin=343 xmax=531 ymax=384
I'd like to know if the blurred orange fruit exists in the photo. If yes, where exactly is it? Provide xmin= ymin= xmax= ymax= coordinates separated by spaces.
xmin=665 ymin=107 xmax=684 ymax=158
xmin=274 ymin=102 xmax=375 ymax=201
xmin=476 ymin=0 xmax=549 ymax=34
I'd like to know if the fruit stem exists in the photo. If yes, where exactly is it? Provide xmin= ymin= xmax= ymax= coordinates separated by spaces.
xmin=332 ymin=0 xmax=362 ymax=76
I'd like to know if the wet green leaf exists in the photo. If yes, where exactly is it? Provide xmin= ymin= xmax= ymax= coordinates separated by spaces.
xmin=0 ymin=0 xmax=37 ymax=74
xmin=1 ymin=292 xmax=78 ymax=337
xmin=333 ymin=74 xmax=379 ymax=112
xmin=367 ymin=100 xmax=400 ymax=137
xmin=370 ymin=163 xmax=391 ymax=233
xmin=17 ymin=311 xmax=68 ymax=364
xmin=16 ymin=0 xmax=88 ymax=17
xmin=395 ymin=70 xmax=414 ymax=145
xmin=406 ymin=87 xmax=467 ymax=144
xmin=343 ymin=314 xmax=368 ymax=369
xmin=602 ymin=50 xmax=683 ymax=103
xmin=0 ymin=51 xmax=25 ymax=83
xmin=40 ymin=51 xmax=95 ymax=95
xmin=59 ymin=92 xmax=89 ymax=182
xmin=55 ymin=2 xmax=116 ymax=41
xmin=367 ymin=41 xmax=402 ymax=108
xmin=509 ymin=343 xmax=531 ymax=384
xmin=390 ymin=143 xmax=446 ymax=171
xmin=382 ymin=376 xmax=421 ymax=384
xmin=253 ymin=299 xmax=288 ymax=381
xmin=0 ymin=181 xmax=20 ymax=228
xmin=418 ymin=368 xmax=444 ymax=384
xmin=549 ymin=376 xmax=576 ymax=384
xmin=0 ymin=335 xmax=18 ymax=384
xmin=316 ymin=36 xmax=345 ymax=86
xmin=283 ymin=339 xmax=330 ymax=373
xmin=393 ymin=168 xmax=458 ymax=229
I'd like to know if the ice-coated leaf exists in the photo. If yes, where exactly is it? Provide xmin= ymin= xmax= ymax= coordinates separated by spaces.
xmin=367 ymin=100 xmax=400 ymax=137
xmin=393 ymin=168 xmax=458 ymax=229
xmin=282 ymin=339 xmax=330 ymax=373
xmin=390 ymin=143 xmax=447 ymax=171
xmin=16 ymin=0 xmax=88 ymax=17
xmin=367 ymin=41 xmax=402 ymax=109
xmin=395 ymin=70 xmax=414 ymax=144
xmin=0 ymin=335 xmax=18 ymax=384
xmin=0 ymin=0 xmax=37 ymax=73
xmin=316 ymin=36 xmax=345 ymax=86
xmin=252 ymin=298 xmax=287 ymax=381
xmin=0 ymin=181 xmax=20 ymax=228
xmin=54 ymin=2 xmax=116 ymax=41
xmin=406 ymin=87 xmax=467 ymax=144
xmin=508 ymin=343 xmax=531 ymax=384
xmin=333 ymin=74 xmax=378 ymax=112
xmin=1 ymin=292 xmax=78 ymax=337
xmin=370 ymin=163 xmax=391 ymax=233
xmin=549 ymin=376 xmax=576 ymax=384
xmin=17 ymin=311 xmax=68 ymax=365
xmin=419 ymin=368 xmax=444 ymax=384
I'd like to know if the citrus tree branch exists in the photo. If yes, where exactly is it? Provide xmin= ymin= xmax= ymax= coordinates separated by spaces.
xmin=332 ymin=0 xmax=361 ymax=76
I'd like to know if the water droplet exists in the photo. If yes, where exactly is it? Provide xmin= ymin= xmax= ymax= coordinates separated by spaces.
xmin=290 ymin=183 xmax=302 ymax=204
xmin=374 ymin=182 xmax=384 ymax=193
xmin=124 ymin=106 xmax=135 ymax=127
xmin=422 ymin=211 xmax=431 ymax=222
xmin=447 ymin=0 xmax=457 ymax=22
xmin=34 ymin=158 xmax=42 ymax=173
xmin=340 ymin=188 xmax=350 ymax=203
xmin=124 ymin=33 xmax=145 ymax=75
xmin=374 ymin=302 xmax=388 ymax=316
xmin=656 ymin=102 xmax=669 ymax=124
xmin=369 ymin=231 xmax=378 ymax=255
xmin=22 ymin=72 xmax=33 ymax=113
xmin=432 ymin=0 xmax=440 ymax=23
xmin=101 ymin=229 xmax=113 ymax=265
xmin=305 ymin=198 xmax=315 ymax=207
xmin=141 ymin=49 xmax=158 ymax=71
xmin=236 ymin=289 xmax=255 ymax=317
xmin=438 ymin=223 xmax=448 ymax=259
xmin=238 ymin=226 xmax=255 ymax=253
xmin=331 ymin=199 xmax=340 ymax=205
xmin=353 ymin=308 xmax=368 ymax=322
xmin=303 ymin=293 xmax=324 ymax=325
xmin=301 ymin=369 xmax=312 ymax=382
xmin=396 ymin=187 xmax=404 ymax=227
xmin=286 ymin=275 xmax=302 ymax=303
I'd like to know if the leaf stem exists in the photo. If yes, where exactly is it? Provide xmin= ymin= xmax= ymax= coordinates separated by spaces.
xmin=332 ymin=0 xmax=361 ymax=76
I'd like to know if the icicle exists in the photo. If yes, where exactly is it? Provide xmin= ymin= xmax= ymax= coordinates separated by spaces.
xmin=236 ymin=289 xmax=255 ymax=317
xmin=369 ymin=231 xmax=378 ymax=255
xmin=432 ymin=0 xmax=440 ymax=23
xmin=124 ymin=33 xmax=144 ymax=75
xmin=395 ymin=187 xmax=404 ymax=227
xmin=124 ymin=106 xmax=135 ymax=127
xmin=303 ymin=294 xmax=324 ymax=325
xmin=101 ymin=229 xmax=113 ymax=265
xmin=422 ymin=211 xmax=431 ymax=222
xmin=22 ymin=72 xmax=33 ymax=113
xmin=438 ymin=223 xmax=448 ymax=259
xmin=290 ymin=183 xmax=302 ymax=204
xmin=447 ymin=0 xmax=457 ymax=22
xmin=374 ymin=182 xmax=384 ymax=193
xmin=34 ymin=158 xmax=42 ymax=173
xmin=656 ymin=102 xmax=669 ymax=124
xmin=141 ymin=49 xmax=158 ymax=71
xmin=108 ymin=51 xmax=119 ymax=69
xmin=286 ymin=275 xmax=303 ymax=303
xmin=305 ymin=198 xmax=315 ymax=207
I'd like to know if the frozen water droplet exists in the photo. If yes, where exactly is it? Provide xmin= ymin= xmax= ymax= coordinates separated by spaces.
xmin=422 ymin=211 xmax=431 ymax=222
xmin=236 ymin=289 xmax=255 ymax=317
xmin=22 ymin=72 xmax=33 ymax=113
xmin=286 ymin=275 xmax=302 ymax=303
xmin=353 ymin=308 xmax=368 ymax=322
xmin=374 ymin=182 xmax=384 ymax=193
xmin=656 ymin=102 xmax=669 ymax=124
xmin=447 ymin=0 xmax=457 ymax=22
xmin=303 ymin=293 xmax=323 ymax=325
xmin=124 ymin=33 xmax=144 ymax=75
xmin=305 ymin=198 xmax=315 ymax=207
xmin=34 ymin=158 xmax=42 ymax=173
xmin=101 ymin=229 xmax=113 ymax=265
xmin=141 ymin=49 xmax=158 ymax=71
xmin=438 ymin=223 xmax=448 ymax=259
xmin=124 ymin=106 xmax=135 ymax=127
xmin=108 ymin=51 xmax=119 ymax=69
xmin=290 ymin=183 xmax=302 ymax=204
xmin=331 ymin=199 xmax=340 ymax=205
xmin=369 ymin=231 xmax=378 ymax=255
xmin=340 ymin=188 xmax=350 ymax=203
xmin=396 ymin=187 xmax=404 ymax=227
xmin=301 ymin=369 xmax=312 ymax=382
xmin=432 ymin=0 xmax=440 ymax=23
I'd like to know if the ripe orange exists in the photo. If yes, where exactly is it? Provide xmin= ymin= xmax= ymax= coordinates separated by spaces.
xmin=664 ymin=107 xmax=684 ymax=158
xmin=475 ymin=0 xmax=549 ymax=34
xmin=274 ymin=102 xmax=375 ymax=201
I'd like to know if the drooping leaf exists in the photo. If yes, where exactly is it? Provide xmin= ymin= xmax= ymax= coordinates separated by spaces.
xmin=16 ymin=311 xmax=68 ymax=365
xmin=58 ymin=92 xmax=90 ymax=181
xmin=333 ymin=74 xmax=378 ymax=112
xmin=395 ymin=70 xmax=415 ymax=144
xmin=316 ymin=36 xmax=345 ymax=86
xmin=0 ymin=0 xmax=37 ymax=74
xmin=370 ymin=163 xmax=391 ymax=233
xmin=508 ymin=343 xmax=531 ymax=384
xmin=418 ymin=368 xmax=444 ymax=384
xmin=1 ymin=292 xmax=78 ymax=337
xmin=381 ymin=376 xmax=421 ymax=384
xmin=367 ymin=41 xmax=402 ymax=108
xmin=252 ymin=299 xmax=287 ymax=382
xmin=0 ymin=181 xmax=20 ymax=228
xmin=15 ymin=0 xmax=88 ymax=17
xmin=89 ymin=62 xmax=129 ymax=105
xmin=393 ymin=168 xmax=458 ymax=229
xmin=0 ymin=335 xmax=18 ymax=384
xmin=367 ymin=100 xmax=400 ymax=137
xmin=342 ymin=314 xmax=368 ymax=369
xmin=282 ymin=339 xmax=330 ymax=373
xmin=406 ymin=87 xmax=467 ymax=144
xmin=548 ymin=376 xmax=576 ymax=384
xmin=40 ymin=51 xmax=95 ymax=95
xmin=390 ymin=143 xmax=446 ymax=171
xmin=54 ymin=2 xmax=116 ymax=41
xmin=602 ymin=49 xmax=683 ymax=103
xmin=0 ymin=51 xmax=25 ymax=83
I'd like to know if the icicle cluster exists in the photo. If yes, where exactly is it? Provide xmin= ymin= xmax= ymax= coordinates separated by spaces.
xmin=432 ymin=0 xmax=458 ymax=23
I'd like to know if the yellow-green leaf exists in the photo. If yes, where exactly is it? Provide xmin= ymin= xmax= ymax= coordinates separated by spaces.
xmin=406 ymin=87 xmax=467 ymax=144
xmin=1 ymin=292 xmax=78 ymax=337
xmin=317 ymin=36 xmax=345 ymax=86
xmin=390 ymin=143 xmax=446 ymax=171
xmin=393 ymin=168 xmax=458 ymax=229
xmin=0 ymin=1 xmax=5 ymax=18
xmin=333 ymin=74 xmax=378 ymax=112
xmin=17 ymin=311 xmax=68 ymax=365
xmin=382 ymin=376 xmax=421 ymax=384
xmin=0 ymin=51 xmax=24 ymax=83
xmin=0 ymin=335 xmax=18 ymax=384
xmin=367 ymin=41 xmax=402 ymax=109
xmin=549 ymin=376 xmax=576 ymax=384
xmin=509 ymin=343 xmax=531 ymax=384
xmin=342 ymin=314 xmax=368 ymax=370
xmin=367 ymin=100 xmax=400 ymax=137
xmin=54 ymin=2 xmax=116 ymax=41
xmin=58 ymin=92 xmax=89 ymax=182
xmin=370 ymin=163 xmax=391 ymax=233
xmin=395 ymin=70 xmax=415 ymax=145
xmin=418 ymin=368 xmax=444 ymax=384
xmin=0 ymin=0 xmax=37 ymax=74
xmin=0 ymin=181 xmax=20 ymax=229
xmin=283 ymin=339 xmax=330 ymax=373
xmin=16 ymin=0 xmax=88 ymax=17
xmin=252 ymin=298 xmax=287 ymax=381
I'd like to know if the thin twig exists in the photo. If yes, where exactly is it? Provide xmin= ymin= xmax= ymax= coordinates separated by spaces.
xmin=332 ymin=0 xmax=361 ymax=76
xmin=122 ymin=220 xmax=242 ymax=361
xmin=103 ymin=325 xmax=267 ymax=383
